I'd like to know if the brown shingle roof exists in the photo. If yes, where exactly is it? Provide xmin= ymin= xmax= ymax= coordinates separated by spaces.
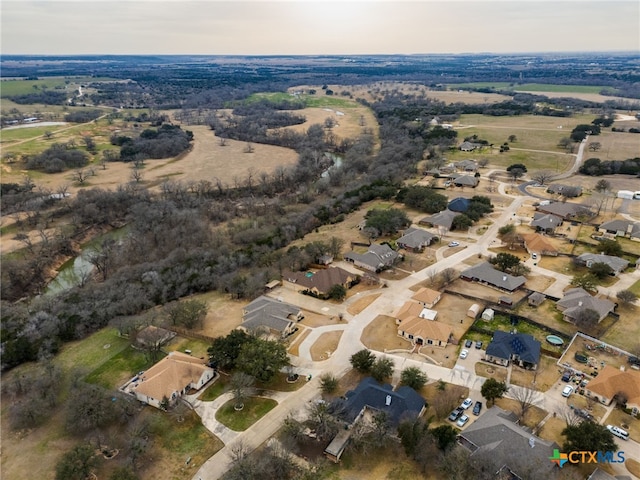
xmin=411 ymin=287 xmax=441 ymax=306
xmin=400 ymin=317 xmax=452 ymax=344
xmin=284 ymin=267 xmax=354 ymax=294
xmin=521 ymin=233 xmax=558 ymax=254
xmin=394 ymin=301 xmax=424 ymax=321
xmin=586 ymin=365 xmax=640 ymax=406
xmin=131 ymin=352 xmax=212 ymax=402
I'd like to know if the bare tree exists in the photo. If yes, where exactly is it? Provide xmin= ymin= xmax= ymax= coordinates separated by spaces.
xmin=130 ymin=166 xmax=143 ymax=183
xmin=87 ymin=238 xmax=116 ymax=281
xmin=560 ymin=407 xmax=582 ymax=427
xmin=511 ymin=387 xmax=539 ymax=422
xmin=73 ymin=168 xmax=89 ymax=185
xmin=588 ymin=141 xmax=602 ymax=152
xmin=230 ymin=372 xmax=255 ymax=409
xmin=531 ymin=170 xmax=554 ymax=186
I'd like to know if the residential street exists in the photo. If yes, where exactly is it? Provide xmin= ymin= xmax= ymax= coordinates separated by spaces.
xmin=192 ymin=173 xmax=639 ymax=480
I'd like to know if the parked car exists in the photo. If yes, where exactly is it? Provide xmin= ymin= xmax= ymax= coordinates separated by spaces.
xmin=472 ymin=401 xmax=482 ymax=416
xmin=531 ymin=253 xmax=538 ymax=260
xmin=464 ymin=339 xmax=473 ymax=348
xmin=448 ymin=407 xmax=464 ymax=422
xmin=456 ymin=414 xmax=469 ymax=427
xmin=561 ymin=371 xmax=572 ymax=382
xmin=562 ymin=385 xmax=574 ymax=397
xmin=475 ymin=341 xmax=483 ymax=350
xmin=606 ymin=425 xmax=629 ymax=440
xmin=459 ymin=349 xmax=469 ymax=359
xmin=460 ymin=398 xmax=473 ymax=410
xmin=448 ymin=241 xmax=460 ymax=247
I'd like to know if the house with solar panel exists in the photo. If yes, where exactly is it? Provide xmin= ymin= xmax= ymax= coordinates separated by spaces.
xmin=484 ymin=331 xmax=541 ymax=370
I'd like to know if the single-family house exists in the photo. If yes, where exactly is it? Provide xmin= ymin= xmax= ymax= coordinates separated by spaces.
xmin=530 ymin=213 xmax=563 ymax=234
xmin=419 ymin=209 xmax=459 ymax=231
xmin=485 ymin=331 xmax=541 ymax=370
xmin=458 ymin=407 xmax=559 ymax=479
xmin=584 ymin=365 xmax=640 ymax=410
xmin=547 ymin=184 xmax=582 ymax=197
xmin=398 ymin=316 xmax=452 ymax=347
xmin=325 ymin=377 xmax=426 ymax=463
xmin=556 ymin=288 xmax=615 ymax=323
xmin=452 ymin=175 xmax=479 ymax=188
xmin=521 ymin=233 xmax=558 ymax=256
xmin=411 ymin=287 xmax=442 ymax=308
xmin=448 ymin=197 xmax=471 ymax=213
xmin=536 ymin=202 xmax=591 ymax=220
xmin=576 ymin=253 xmax=629 ymax=276
xmin=396 ymin=227 xmax=437 ymax=252
xmin=239 ymin=296 xmax=303 ymax=337
xmin=598 ymin=219 xmax=640 ymax=241
xmin=124 ymin=351 xmax=214 ymax=409
xmin=394 ymin=301 xmax=439 ymax=322
xmin=454 ymin=159 xmax=478 ymax=172
xmin=459 ymin=141 xmax=477 ymax=152
xmin=344 ymin=244 xmax=400 ymax=272
xmin=460 ymin=262 xmax=527 ymax=292
xmin=283 ymin=266 xmax=357 ymax=297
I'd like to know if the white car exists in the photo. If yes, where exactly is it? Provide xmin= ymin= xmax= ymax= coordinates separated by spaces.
xmin=448 ymin=241 xmax=460 ymax=247
xmin=459 ymin=349 xmax=469 ymax=359
xmin=561 ymin=385 xmax=574 ymax=397
xmin=531 ymin=253 xmax=538 ymax=260
xmin=456 ymin=414 xmax=469 ymax=427
xmin=460 ymin=398 xmax=473 ymax=410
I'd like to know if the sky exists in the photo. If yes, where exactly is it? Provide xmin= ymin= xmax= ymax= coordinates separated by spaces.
xmin=2 ymin=0 xmax=639 ymax=55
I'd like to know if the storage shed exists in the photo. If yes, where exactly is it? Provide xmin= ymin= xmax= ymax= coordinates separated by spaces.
xmin=467 ymin=303 xmax=481 ymax=319
xmin=482 ymin=308 xmax=495 ymax=321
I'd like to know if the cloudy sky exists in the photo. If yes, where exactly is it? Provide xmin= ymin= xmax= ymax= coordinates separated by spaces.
xmin=2 ymin=0 xmax=639 ymax=55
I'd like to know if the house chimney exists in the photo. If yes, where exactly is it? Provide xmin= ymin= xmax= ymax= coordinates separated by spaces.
xmin=502 ymin=276 xmax=507 ymax=281
xmin=385 ymin=395 xmax=392 ymax=406
xmin=578 ymin=301 xmax=583 ymax=307
xmin=529 ymin=437 xmax=536 ymax=448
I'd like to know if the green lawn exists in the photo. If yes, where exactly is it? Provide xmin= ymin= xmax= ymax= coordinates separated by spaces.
xmin=475 ymin=314 xmax=565 ymax=355
xmin=628 ymin=280 xmax=640 ymax=297
xmin=84 ymin=345 xmax=157 ymax=389
xmin=199 ymin=374 xmax=230 ymax=401
xmin=216 ymin=397 xmax=277 ymax=431
xmin=148 ymin=408 xmax=224 ymax=460
xmin=244 ymin=91 xmax=357 ymax=109
xmin=54 ymin=327 xmax=130 ymax=373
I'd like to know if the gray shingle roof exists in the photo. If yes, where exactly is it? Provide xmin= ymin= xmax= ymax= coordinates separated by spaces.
xmin=537 ymin=202 xmax=589 ymax=219
xmin=557 ymin=288 xmax=615 ymax=322
xmin=531 ymin=212 xmax=563 ymax=229
xmin=343 ymin=377 xmax=425 ymax=426
xmin=576 ymin=253 xmax=629 ymax=274
xmin=460 ymin=262 xmax=526 ymax=292
xmin=452 ymin=175 xmax=479 ymax=187
xmin=242 ymin=296 xmax=300 ymax=333
xmin=459 ymin=406 xmax=559 ymax=478
xmin=419 ymin=209 xmax=459 ymax=230
xmin=344 ymin=244 xmax=399 ymax=271
xmin=396 ymin=227 xmax=437 ymax=249
xmin=486 ymin=331 xmax=541 ymax=365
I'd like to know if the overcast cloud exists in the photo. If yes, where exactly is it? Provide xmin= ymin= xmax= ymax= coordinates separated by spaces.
xmin=2 ymin=1 xmax=638 ymax=55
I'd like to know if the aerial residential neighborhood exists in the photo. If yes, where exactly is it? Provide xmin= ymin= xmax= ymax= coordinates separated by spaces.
xmin=1 ymin=9 xmax=640 ymax=479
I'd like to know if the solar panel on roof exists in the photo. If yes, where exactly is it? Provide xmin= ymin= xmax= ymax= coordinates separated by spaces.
xmin=511 ymin=338 xmax=525 ymax=354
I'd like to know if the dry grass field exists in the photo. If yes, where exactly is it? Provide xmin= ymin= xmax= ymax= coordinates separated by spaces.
xmin=537 ymin=416 xmax=567 ymax=445
xmin=475 ymin=362 xmax=508 ymax=383
xmin=494 ymin=397 xmax=547 ymax=430
xmin=310 ymin=331 xmax=343 ymax=361
xmin=361 ymin=315 xmax=413 ymax=352
xmin=346 ymin=293 xmax=381 ymax=315
xmin=603 ymin=408 xmax=640 ymax=442
xmin=508 ymin=355 xmax=561 ymax=392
